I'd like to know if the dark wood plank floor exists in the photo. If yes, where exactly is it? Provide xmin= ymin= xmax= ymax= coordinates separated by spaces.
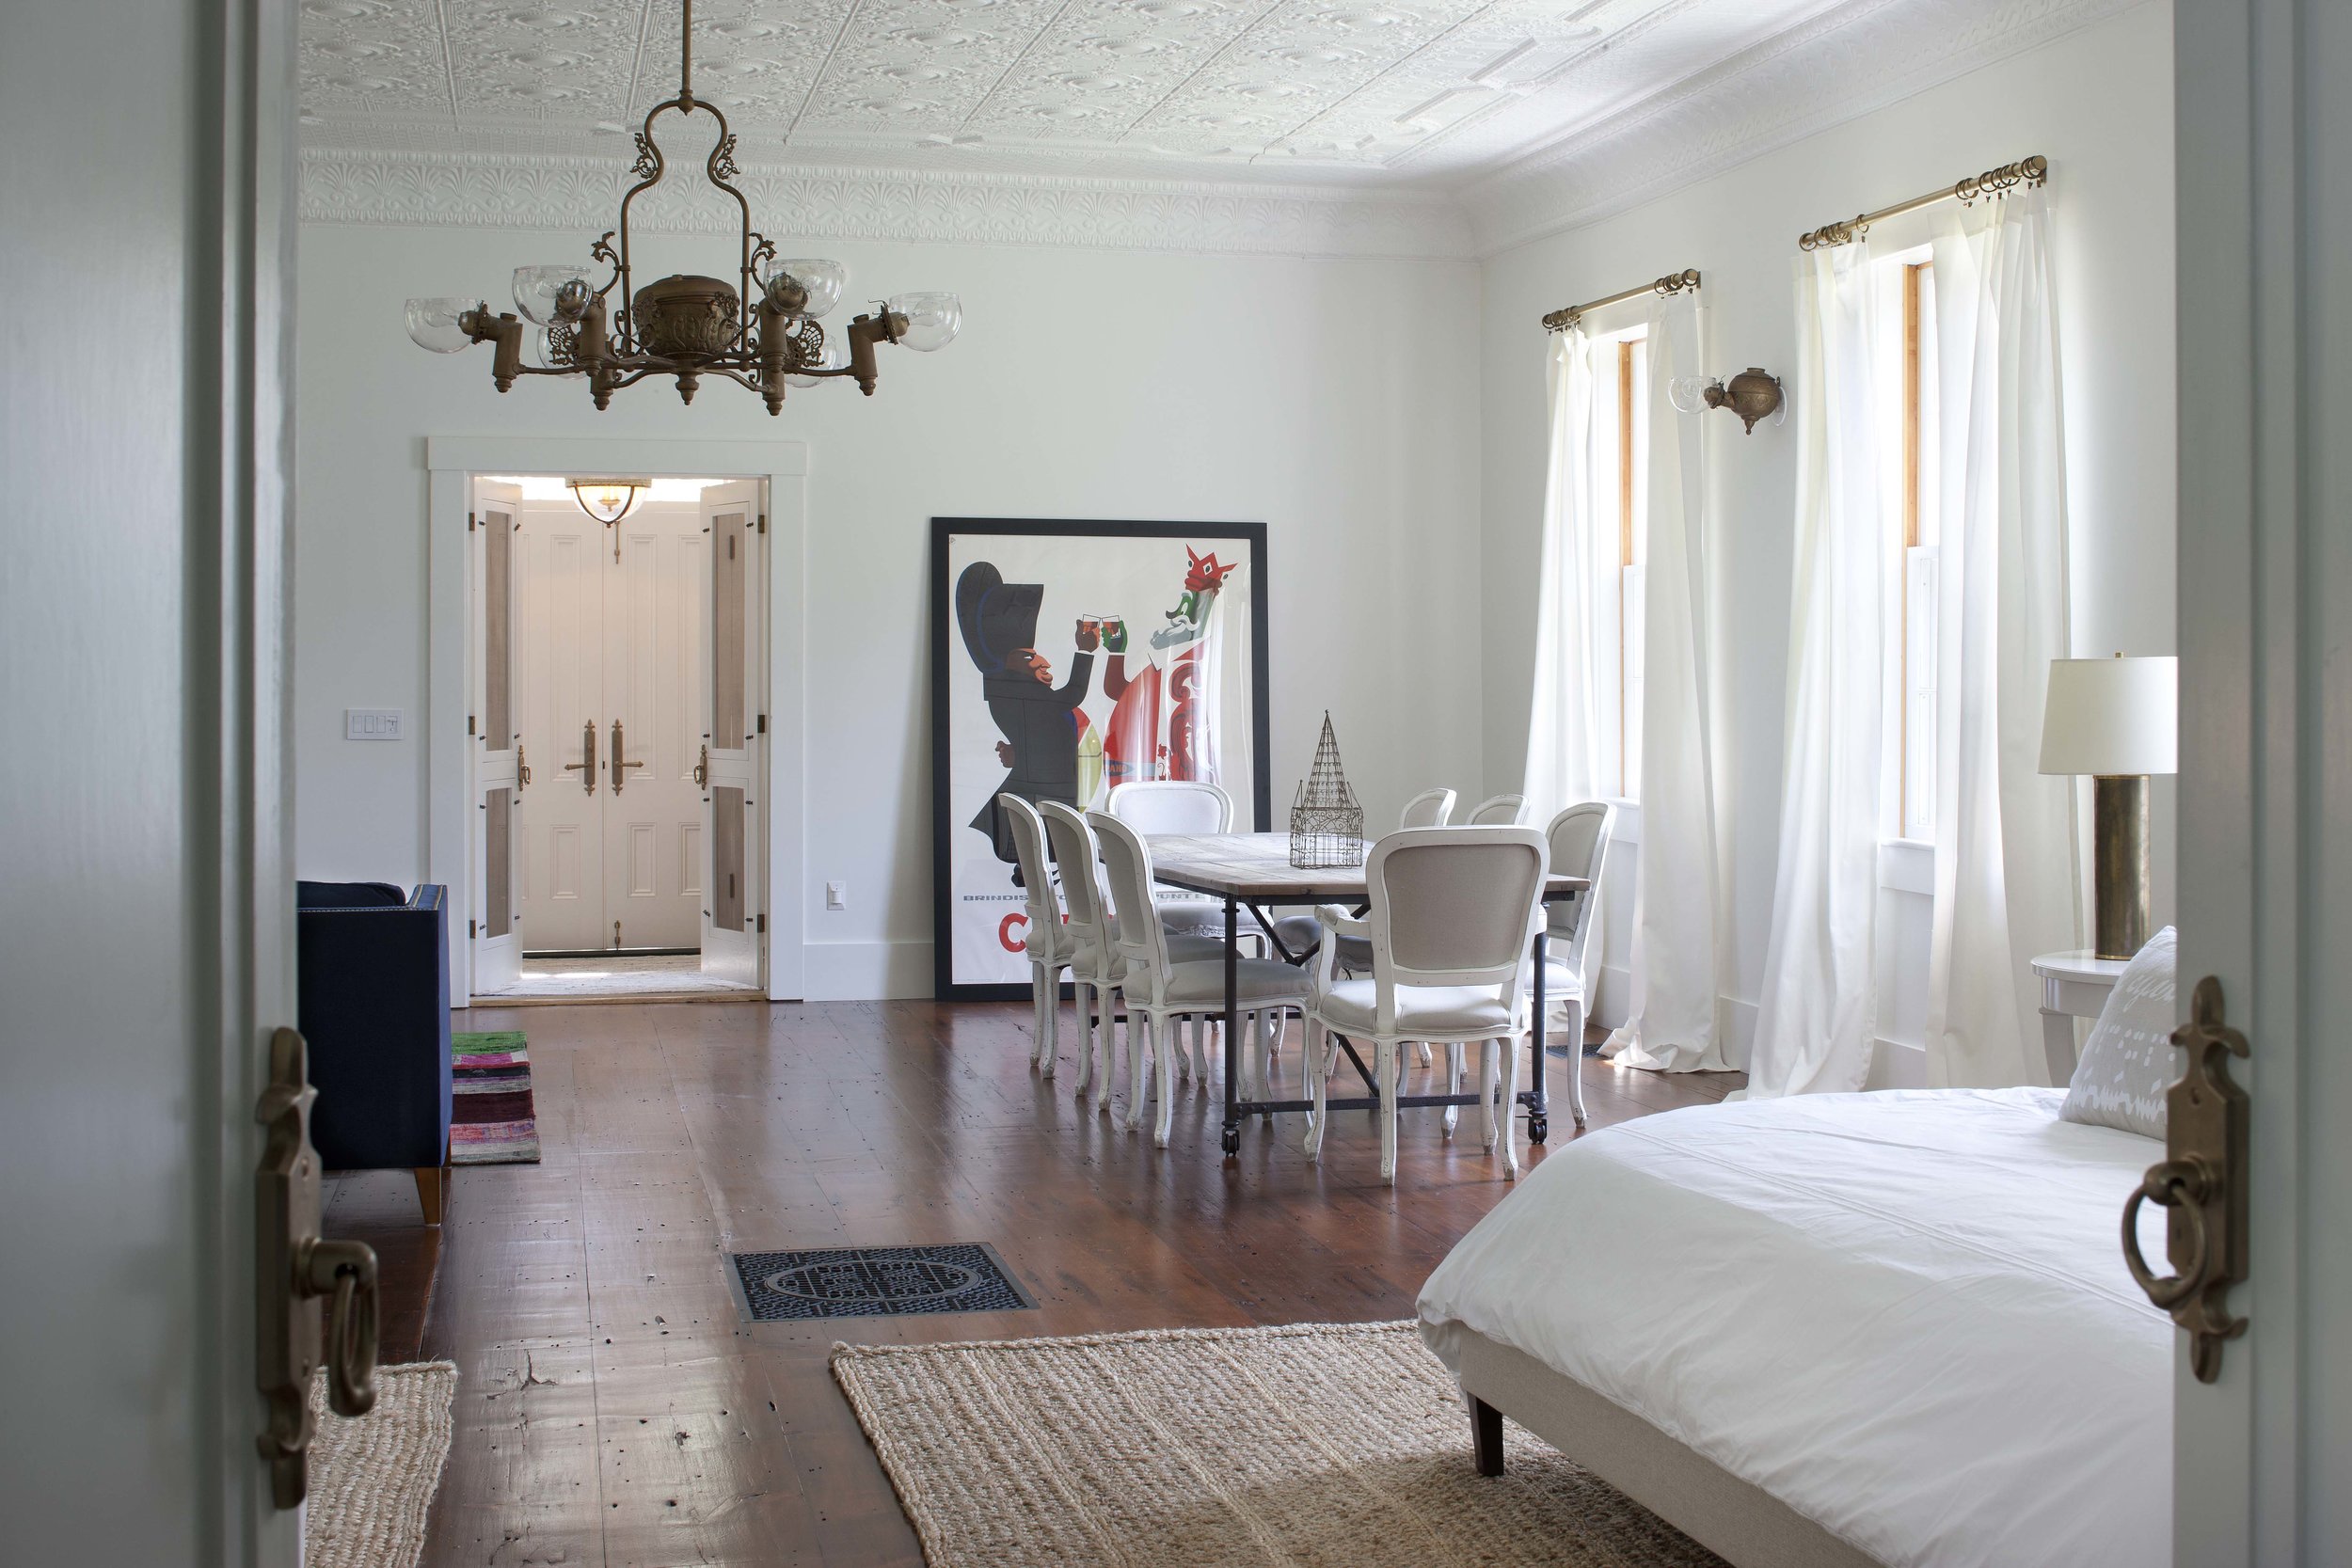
xmin=337 ymin=999 xmax=1740 ymax=1568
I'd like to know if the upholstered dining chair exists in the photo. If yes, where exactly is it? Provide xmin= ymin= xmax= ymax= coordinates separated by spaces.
xmin=1039 ymin=801 xmax=1224 ymax=1107
xmin=1106 ymin=779 xmax=1232 ymax=941
xmin=1398 ymin=786 xmax=1458 ymax=829
xmin=1528 ymin=801 xmax=1615 ymax=1129
xmin=1302 ymin=826 xmax=1549 ymax=1182
xmin=1091 ymin=811 xmax=1311 ymax=1148
xmin=1000 ymin=795 xmax=1074 ymax=1080
xmin=1465 ymin=793 xmax=1529 ymax=825
xmin=1266 ymin=785 xmax=1461 ymax=964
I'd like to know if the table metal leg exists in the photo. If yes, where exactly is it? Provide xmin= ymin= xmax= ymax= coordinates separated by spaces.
xmin=1221 ymin=894 xmax=1241 ymax=1157
xmin=1526 ymin=928 xmax=1549 ymax=1145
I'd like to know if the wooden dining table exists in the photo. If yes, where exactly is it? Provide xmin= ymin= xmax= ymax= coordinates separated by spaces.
xmin=1146 ymin=831 xmax=1590 ymax=1157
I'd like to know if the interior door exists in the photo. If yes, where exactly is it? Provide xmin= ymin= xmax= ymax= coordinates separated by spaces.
xmin=601 ymin=501 xmax=707 ymax=949
xmin=471 ymin=479 xmax=523 ymax=992
xmin=517 ymin=497 xmax=608 ymax=953
xmin=699 ymin=481 xmax=765 ymax=986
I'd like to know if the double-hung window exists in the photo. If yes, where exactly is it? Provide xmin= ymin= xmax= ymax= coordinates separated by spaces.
xmin=1874 ymin=254 xmax=1940 ymax=841
xmin=1591 ymin=326 xmax=1649 ymax=800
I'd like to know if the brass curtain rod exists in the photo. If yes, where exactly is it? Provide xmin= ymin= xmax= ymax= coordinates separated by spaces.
xmin=1798 ymin=153 xmax=2047 ymax=251
xmin=1541 ymin=268 xmax=1700 ymax=334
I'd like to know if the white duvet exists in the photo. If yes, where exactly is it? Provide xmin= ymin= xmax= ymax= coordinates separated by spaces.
xmin=1417 ymin=1088 xmax=2172 ymax=1568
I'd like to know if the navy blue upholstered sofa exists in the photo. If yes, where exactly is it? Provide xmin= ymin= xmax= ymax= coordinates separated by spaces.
xmin=295 ymin=880 xmax=454 ymax=1224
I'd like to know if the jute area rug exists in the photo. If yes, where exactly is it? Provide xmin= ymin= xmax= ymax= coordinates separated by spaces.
xmin=832 ymin=1321 xmax=1726 ymax=1568
xmin=305 ymin=1361 xmax=456 ymax=1568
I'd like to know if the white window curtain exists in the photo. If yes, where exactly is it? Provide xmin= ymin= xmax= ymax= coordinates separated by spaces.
xmin=1605 ymin=292 xmax=1732 ymax=1072
xmin=1924 ymin=185 xmax=2079 ymax=1086
xmin=1746 ymin=242 xmax=1887 ymax=1098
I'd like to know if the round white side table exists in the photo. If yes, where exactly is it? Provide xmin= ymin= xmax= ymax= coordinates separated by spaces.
xmin=2030 ymin=949 xmax=2131 ymax=1084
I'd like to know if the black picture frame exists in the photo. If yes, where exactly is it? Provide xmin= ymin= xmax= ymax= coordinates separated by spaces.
xmin=930 ymin=517 xmax=1271 ymax=1001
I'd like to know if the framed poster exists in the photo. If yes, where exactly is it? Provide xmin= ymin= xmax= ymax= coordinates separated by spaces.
xmin=930 ymin=518 xmax=1270 ymax=1000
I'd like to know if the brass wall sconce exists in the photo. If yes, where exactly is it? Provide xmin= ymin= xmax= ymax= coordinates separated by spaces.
xmin=1670 ymin=368 xmax=1785 ymax=434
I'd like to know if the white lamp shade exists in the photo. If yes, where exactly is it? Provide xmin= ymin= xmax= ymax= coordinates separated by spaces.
xmin=2038 ymin=656 xmax=2178 ymax=776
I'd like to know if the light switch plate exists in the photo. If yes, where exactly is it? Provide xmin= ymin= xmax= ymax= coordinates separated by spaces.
xmin=344 ymin=708 xmax=404 ymax=741
xmin=825 ymin=880 xmax=847 ymax=911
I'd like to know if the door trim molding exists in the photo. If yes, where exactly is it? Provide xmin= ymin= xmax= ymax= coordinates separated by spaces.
xmin=423 ymin=437 xmax=808 ymax=1003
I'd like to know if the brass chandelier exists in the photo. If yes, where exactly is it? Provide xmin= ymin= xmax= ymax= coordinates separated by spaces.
xmin=403 ymin=0 xmax=959 ymax=414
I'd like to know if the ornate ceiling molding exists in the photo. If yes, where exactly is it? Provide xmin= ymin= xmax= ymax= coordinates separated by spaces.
xmin=1460 ymin=0 xmax=2146 ymax=255
xmin=297 ymin=147 xmax=1476 ymax=261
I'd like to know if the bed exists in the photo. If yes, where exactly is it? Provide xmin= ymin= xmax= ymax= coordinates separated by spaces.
xmin=1416 ymin=1087 xmax=2173 ymax=1568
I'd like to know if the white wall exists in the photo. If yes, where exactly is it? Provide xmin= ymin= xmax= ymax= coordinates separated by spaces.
xmin=1477 ymin=2 xmax=2177 ymax=1075
xmin=294 ymin=232 xmax=1483 ymax=996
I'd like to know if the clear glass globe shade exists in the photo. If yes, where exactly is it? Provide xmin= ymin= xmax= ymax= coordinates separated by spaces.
xmin=512 ymin=264 xmax=592 ymax=326
xmin=405 ymin=296 xmax=477 ymax=354
xmin=772 ymin=258 xmax=847 ymax=319
xmin=528 ymin=325 xmax=584 ymax=375
xmin=785 ymin=331 xmax=846 ymax=388
xmin=569 ymin=482 xmax=641 ymax=524
xmin=1666 ymin=374 xmax=1714 ymax=415
xmin=887 ymin=292 xmax=961 ymax=353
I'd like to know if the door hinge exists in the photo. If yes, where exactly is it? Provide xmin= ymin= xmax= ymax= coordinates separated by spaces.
xmin=469 ymin=919 xmax=477 ymax=939
xmin=469 ymin=714 xmax=476 ymax=736
xmin=468 ymin=511 xmax=476 ymax=532
xmin=757 ymin=512 xmax=767 ymax=535
xmin=756 ymin=713 xmax=767 ymax=735
xmin=755 ymin=912 xmax=766 ymax=933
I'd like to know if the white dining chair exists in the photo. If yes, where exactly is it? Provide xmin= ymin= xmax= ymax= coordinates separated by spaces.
xmin=999 ymin=794 xmax=1073 ymax=1079
xmin=1398 ymin=787 xmax=1458 ymax=829
xmin=1091 ymin=811 xmax=1310 ymax=1148
xmin=1465 ymin=793 xmax=1529 ymax=825
xmin=1303 ymin=826 xmax=1549 ymax=1182
xmin=1266 ymin=785 xmax=1461 ymax=963
xmin=1107 ymin=779 xmax=1232 ymax=941
xmin=1527 ymin=801 xmax=1614 ymax=1129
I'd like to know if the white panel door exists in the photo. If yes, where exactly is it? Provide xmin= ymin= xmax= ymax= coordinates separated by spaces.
xmin=517 ymin=499 xmax=607 ymax=953
xmin=601 ymin=504 xmax=706 ymax=949
xmin=699 ymin=482 xmax=765 ymax=987
xmin=471 ymin=480 xmax=523 ymax=991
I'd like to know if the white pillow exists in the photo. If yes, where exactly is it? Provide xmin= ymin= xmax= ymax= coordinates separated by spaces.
xmin=2059 ymin=925 xmax=2177 ymax=1140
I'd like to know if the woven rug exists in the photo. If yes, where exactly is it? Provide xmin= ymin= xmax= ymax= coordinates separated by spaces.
xmin=306 ymin=1360 xmax=456 ymax=1568
xmin=832 ymin=1321 xmax=1726 ymax=1568
xmin=451 ymin=1030 xmax=540 ymax=1164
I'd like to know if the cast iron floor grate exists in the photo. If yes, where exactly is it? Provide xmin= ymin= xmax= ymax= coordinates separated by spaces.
xmin=729 ymin=1243 xmax=1036 ymax=1322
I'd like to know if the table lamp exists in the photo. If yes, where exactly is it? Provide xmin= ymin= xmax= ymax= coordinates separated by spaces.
xmin=2038 ymin=654 xmax=2178 ymax=958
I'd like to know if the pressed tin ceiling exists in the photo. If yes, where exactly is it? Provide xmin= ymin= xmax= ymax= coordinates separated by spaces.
xmin=298 ymin=0 xmax=2139 ymax=254
xmin=298 ymin=0 xmax=1857 ymax=183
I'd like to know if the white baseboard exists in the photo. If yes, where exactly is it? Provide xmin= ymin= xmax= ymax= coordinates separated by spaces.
xmin=803 ymin=939 xmax=934 ymax=1001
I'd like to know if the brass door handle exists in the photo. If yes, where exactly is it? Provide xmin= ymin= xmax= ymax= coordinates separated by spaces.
xmin=694 ymin=742 xmax=708 ymax=787
xmin=561 ymin=719 xmax=596 ymax=793
xmin=2123 ymin=975 xmax=2250 ymax=1382
xmin=517 ymin=743 xmax=532 ymax=794
xmin=255 ymin=1027 xmax=382 ymax=1509
xmin=611 ymin=719 xmax=647 ymax=795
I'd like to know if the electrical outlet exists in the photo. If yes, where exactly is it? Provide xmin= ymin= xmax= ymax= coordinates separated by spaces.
xmin=344 ymin=708 xmax=404 ymax=741
xmin=825 ymin=880 xmax=847 ymax=911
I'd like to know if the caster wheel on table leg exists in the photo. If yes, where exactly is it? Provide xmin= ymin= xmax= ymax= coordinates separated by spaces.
xmin=1221 ymin=1124 xmax=1241 ymax=1156
xmin=1528 ymin=1115 xmax=1549 ymax=1146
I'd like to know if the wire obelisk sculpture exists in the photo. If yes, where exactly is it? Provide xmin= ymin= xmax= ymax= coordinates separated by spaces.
xmin=1290 ymin=711 xmax=1365 ymax=868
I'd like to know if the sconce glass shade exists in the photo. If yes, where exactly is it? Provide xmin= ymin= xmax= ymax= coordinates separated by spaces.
xmin=770 ymin=258 xmax=847 ymax=319
xmin=528 ymin=325 xmax=584 ymax=375
xmin=512 ymin=264 xmax=593 ymax=326
xmin=405 ymin=296 xmax=478 ymax=354
xmin=568 ymin=478 xmax=647 ymax=525
xmin=2038 ymin=656 xmax=2179 ymax=776
xmin=1667 ymin=374 xmax=1714 ymax=415
xmin=887 ymin=292 xmax=962 ymax=353
xmin=786 ymin=332 xmax=846 ymax=388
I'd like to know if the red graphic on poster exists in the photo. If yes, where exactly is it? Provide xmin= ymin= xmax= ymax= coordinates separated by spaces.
xmin=1103 ymin=547 xmax=1238 ymax=788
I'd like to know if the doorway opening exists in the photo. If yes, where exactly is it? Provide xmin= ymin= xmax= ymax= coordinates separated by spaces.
xmin=469 ymin=472 xmax=769 ymax=1002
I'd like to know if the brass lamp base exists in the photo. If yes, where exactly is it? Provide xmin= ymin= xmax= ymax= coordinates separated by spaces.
xmin=2093 ymin=774 xmax=2152 ymax=959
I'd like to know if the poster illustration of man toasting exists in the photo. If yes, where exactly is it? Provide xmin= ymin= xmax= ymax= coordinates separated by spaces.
xmin=930 ymin=519 xmax=1269 ymax=998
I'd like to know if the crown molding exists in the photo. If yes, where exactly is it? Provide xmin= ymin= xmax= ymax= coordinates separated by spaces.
xmin=298 ymin=148 xmax=1475 ymax=261
xmin=1460 ymin=0 xmax=2147 ymax=256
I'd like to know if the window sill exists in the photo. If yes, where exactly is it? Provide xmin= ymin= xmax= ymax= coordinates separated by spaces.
xmin=1879 ymin=838 xmax=1934 ymax=895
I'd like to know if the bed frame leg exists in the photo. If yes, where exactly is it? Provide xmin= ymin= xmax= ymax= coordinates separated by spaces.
xmin=1471 ymin=1397 xmax=1505 ymax=1477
